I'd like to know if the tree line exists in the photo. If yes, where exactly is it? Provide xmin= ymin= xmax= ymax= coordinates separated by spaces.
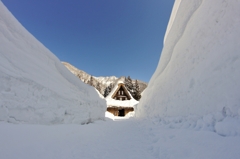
xmin=103 ymin=76 xmax=141 ymax=101
xmin=79 ymin=75 xmax=142 ymax=101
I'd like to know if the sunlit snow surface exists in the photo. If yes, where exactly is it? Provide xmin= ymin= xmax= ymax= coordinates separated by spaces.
xmin=0 ymin=1 xmax=106 ymax=124
xmin=1 ymin=0 xmax=240 ymax=158
xmin=1 ymin=119 xmax=240 ymax=159
xmin=137 ymin=0 xmax=240 ymax=118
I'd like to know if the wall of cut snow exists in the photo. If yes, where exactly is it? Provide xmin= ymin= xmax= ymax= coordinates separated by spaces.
xmin=137 ymin=0 xmax=240 ymax=118
xmin=0 ymin=2 xmax=106 ymax=124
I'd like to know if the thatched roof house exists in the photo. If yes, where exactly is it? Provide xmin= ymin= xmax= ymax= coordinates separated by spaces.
xmin=105 ymin=81 xmax=138 ymax=117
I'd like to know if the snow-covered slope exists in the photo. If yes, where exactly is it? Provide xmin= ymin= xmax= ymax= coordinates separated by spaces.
xmin=62 ymin=62 xmax=113 ymax=95
xmin=137 ymin=0 xmax=240 ymax=118
xmin=62 ymin=62 xmax=148 ymax=95
xmin=62 ymin=62 xmax=92 ymax=83
xmin=0 ymin=2 xmax=106 ymax=124
xmin=62 ymin=62 xmax=118 ymax=87
xmin=95 ymin=76 xmax=118 ymax=86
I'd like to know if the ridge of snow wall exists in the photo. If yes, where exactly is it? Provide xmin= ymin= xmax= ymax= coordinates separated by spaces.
xmin=137 ymin=0 xmax=240 ymax=118
xmin=0 ymin=2 xmax=106 ymax=124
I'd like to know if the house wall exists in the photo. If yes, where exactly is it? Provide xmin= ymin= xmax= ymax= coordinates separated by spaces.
xmin=107 ymin=107 xmax=134 ymax=116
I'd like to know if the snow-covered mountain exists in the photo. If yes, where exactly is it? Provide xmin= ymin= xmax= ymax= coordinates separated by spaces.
xmin=94 ymin=76 xmax=118 ymax=86
xmin=62 ymin=62 xmax=148 ymax=95
xmin=62 ymin=62 xmax=93 ymax=83
xmin=62 ymin=62 xmax=112 ymax=95
xmin=0 ymin=2 xmax=106 ymax=124
xmin=137 ymin=0 xmax=240 ymax=119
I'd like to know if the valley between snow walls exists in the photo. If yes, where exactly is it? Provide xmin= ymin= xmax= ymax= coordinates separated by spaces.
xmin=0 ymin=2 xmax=106 ymax=124
xmin=137 ymin=0 xmax=240 ymax=118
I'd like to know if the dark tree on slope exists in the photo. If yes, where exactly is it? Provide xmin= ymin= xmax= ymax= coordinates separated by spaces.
xmin=134 ymin=80 xmax=141 ymax=101
xmin=88 ymin=76 xmax=94 ymax=87
xmin=104 ymin=83 xmax=114 ymax=97
xmin=96 ymin=82 xmax=101 ymax=93
xmin=109 ymin=83 xmax=114 ymax=91
xmin=125 ymin=76 xmax=142 ymax=101
xmin=125 ymin=76 xmax=134 ymax=95
xmin=103 ymin=87 xmax=110 ymax=98
xmin=77 ymin=74 xmax=84 ymax=82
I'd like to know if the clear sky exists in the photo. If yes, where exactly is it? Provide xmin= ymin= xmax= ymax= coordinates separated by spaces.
xmin=2 ymin=0 xmax=174 ymax=82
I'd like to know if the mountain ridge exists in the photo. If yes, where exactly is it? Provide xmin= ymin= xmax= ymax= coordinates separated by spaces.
xmin=62 ymin=62 xmax=148 ymax=95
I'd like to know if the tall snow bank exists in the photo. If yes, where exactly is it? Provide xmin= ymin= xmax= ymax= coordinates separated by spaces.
xmin=0 ymin=2 xmax=106 ymax=124
xmin=137 ymin=0 xmax=240 ymax=118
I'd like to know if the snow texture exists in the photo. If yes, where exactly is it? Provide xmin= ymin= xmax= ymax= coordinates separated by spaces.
xmin=1 ymin=119 xmax=240 ymax=159
xmin=137 ymin=0 xmax=240 ymax=119
xmin=0 ymin=2 xmax=106 ymax=124
xmin=95 ymin=76 xmax=118 ymax=86
xmin=1 ymin=1 xmax=240 ymax=158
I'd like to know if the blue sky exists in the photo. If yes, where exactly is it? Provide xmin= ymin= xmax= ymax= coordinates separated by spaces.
xmin=2 ymin=0 xmax=174 ymax=82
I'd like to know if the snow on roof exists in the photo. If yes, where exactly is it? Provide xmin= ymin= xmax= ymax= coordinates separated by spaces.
xmin=106 ymin=80 xmax=138 ymax=107
xmin=111 ymin=83 xmax=131 ymax=100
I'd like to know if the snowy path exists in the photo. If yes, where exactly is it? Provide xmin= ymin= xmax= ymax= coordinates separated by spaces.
xmin=0 ymin=119 xmax=155 ymax=159
xmin=1 ymin=118 xmax=240 ymax=159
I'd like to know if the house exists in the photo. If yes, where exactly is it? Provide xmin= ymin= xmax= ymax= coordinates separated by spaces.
xmin=105 ymin=81 xmax=139 ymax=117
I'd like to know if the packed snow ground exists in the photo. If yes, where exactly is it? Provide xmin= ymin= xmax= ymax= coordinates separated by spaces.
xmin=1 ymin=116 xmax=240 ymax=159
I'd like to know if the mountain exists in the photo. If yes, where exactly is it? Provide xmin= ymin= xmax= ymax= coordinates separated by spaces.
xmin=0 ymin=2 xmax=106 ymax=124
xmin=137 ymin=0 xmax=240 ymax=119
xmin=134 ymin=79 xmax=148 ymax=94
xmin=62 ymin=62 xmax=109 ymax=95
xmin=62 ymin=62 xmax=148 ymax=95
xmin=94 ymin=76 xmax=118 ymax=87
xmin=62 ymin=62 xmax=93 ymax=83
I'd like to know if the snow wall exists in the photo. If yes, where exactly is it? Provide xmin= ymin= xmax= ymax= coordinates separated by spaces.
xmin=137 ymin=0 xmax=240 ymax=118
xmin=0 ymin=2 xmax=106 ymax=124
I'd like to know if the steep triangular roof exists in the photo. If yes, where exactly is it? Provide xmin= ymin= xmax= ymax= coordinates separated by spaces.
xmin=106 ymin=81 xmax=139 ymax=107
xmin=111 ymin=83 xmax=131 ymax=100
